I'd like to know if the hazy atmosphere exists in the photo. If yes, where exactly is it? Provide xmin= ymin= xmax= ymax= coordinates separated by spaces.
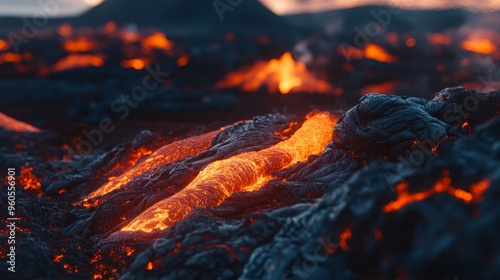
xmin=1 ymin=0 xmax=499 ymax=16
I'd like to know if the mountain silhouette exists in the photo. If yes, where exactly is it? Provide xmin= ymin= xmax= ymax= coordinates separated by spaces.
xmin=75 ymin=0 xmax=290 ymax=35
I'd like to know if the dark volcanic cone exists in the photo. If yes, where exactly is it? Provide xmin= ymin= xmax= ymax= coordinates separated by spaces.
xmin=76 ymin=0 xmax=291 ymax=35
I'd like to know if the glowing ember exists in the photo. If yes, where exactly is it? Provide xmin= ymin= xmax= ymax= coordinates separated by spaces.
xmin=0 ymin=53 xmax=23 ymax=63
xmin=428 ymin=33 xmax=452 ymax=46
xmin=103 ymin=21 xmax=117 ymax=33
xmin=361 ymin=81 xmax=400 ymax=95
xmin=121 ymin=58 xmax=149 ymax=70
xmin=177 ymin=56 xmax=189 ymax=67
xmin=364 ymin=44 xmax=397 ymax=63
xmin=120 ymin=112 xmax=337 ymax=233
xmin=52 ymin=54 xmax=105 ymax=72
xmin=58 ymin=23 xmax=73 ymax=37
xmin=460 ymin=38 xmax=497 ymax=55
xmin=339 ymin=228 xmax=351 ymax=250
xmin=86 ymin=130 xmax=219 ymax=200
xmin=383 ymin=173 xmax=490 ymax=213
xmin=405 ymin=38 xmax=416 ymax=47
xmin=142 ymin=32 xmax=173 ymax=50
xmin=19 ymin=166 xmax=42 ymax=194
xmin=0 ymin=39 xmax=8 ymax=51
xmin=0 ymin=112 xmax=42 ymax=133
xmin=63 ymin=37 xmax=97 ymax=53
xmin=217 ymin=52 xmax=333 ymax=94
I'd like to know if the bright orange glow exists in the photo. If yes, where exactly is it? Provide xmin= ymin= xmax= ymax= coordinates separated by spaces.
xmin=86 ymin=130 xmax=219 ymax=200
xmin=19 ymin=166 xmax=42 ymax=194
xmin=177 ymin=56 xmax=189 ymax=67
xmin=470 ymin=180 xmax=489 ymax=200
xmin=52 ymin=54 xmax=104 ymax=72
xmin=121 ymin=58 xmax=149 ymax=70
xmin=58 ymin=23 xmax=73 ymax=37
xmin=0 ymin=53 xmax=23 ymax=63
xmin=0 ymin=39 xmax=7 ymax=51
xmin=0 ymin=112 xmax=42 ymax=133
xmin=120 ymin=113 xmax=337 ymax=233
xmin=383 ymin=175 xmax=490 ymax=213
xmin=361 ymin=81 xmax=399 ymax=95
xmin=126 ymin=248 xmax=135 ymax=256
xmin=142 ymin=32 xmax=173 ymax=50
xmin=460 ymin=38 xmax=497 ymax=55
xmin=217 ymin=52 xmax=332 ymax=94
xmin=63 ymin=37 xmax=97 ymax=53
xmin=364 ymin=44 xmax=397 ymax=63
xmin=428 ymin=33 xmax=452 ymax=46
xmin=53 ymin=255 xmax=64 ymax=262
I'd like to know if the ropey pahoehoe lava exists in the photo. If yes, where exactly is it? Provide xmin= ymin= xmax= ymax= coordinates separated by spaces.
xmin=1 ymin=87 xmax=499 ymax=279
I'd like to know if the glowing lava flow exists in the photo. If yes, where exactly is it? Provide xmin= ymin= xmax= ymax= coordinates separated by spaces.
xmin=0 ymin=112 xmax=42 ymax=133
xmin=364 ymin=44 xmax=397 ymax=63
xmin=217 ymin=52 xmax=332 ymax=94
xmin=120 ymin=112 xmax=337 ymax=233
xmin=460 ymin=38 xmax=497 ymax=55
xmin=86 ymin=130 xmax=219 ymax=200
xmin=383 ymin=172 xmax=490 ymax=213
xmin=52 ymin=54 xmax=105 ymax=72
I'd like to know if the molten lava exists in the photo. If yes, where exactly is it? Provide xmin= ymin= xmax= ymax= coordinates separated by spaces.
xmin=63 ymin=37 xmax=97 ymax=53
xmin=0 ymin=39 xmax=8 ymax=51
xmin=383 ymin=172 xmax=490 ymax=213
xmin=0 ymin=53 xmax=23 ymax=63
xmin=86 ymin=130 xmax=219 ymax=200
xmin=142 ymin=32 xmax=173 ymax=50
xmin=0 ymin=112 xmax=42 ymax=133
xmin=460 ymin=38 xmax=497 ymax=55
xmin=52 ymin=54 xmax=105 ymax=72
xmin=19 ymin=166 xmax=42 ymax=194
xmin=364 ymin=44 xmax=397 ymax=63
xmin=120 ymin=112 xmax=337 ymax=233
xmin=120 ymin=58 xmax=149 ymax=70
xmin=217 ymin=52 xmax=332 ymax=94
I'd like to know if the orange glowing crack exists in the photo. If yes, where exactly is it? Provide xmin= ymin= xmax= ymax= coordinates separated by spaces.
xmin=217 ymin=52 xmax=333 ymax=94
xmin=86 ymin=130 xmax=219 ymax=200
xmin=120 ymin=112 xmax=337 ymax=233
xmin=383 ymin=174 xmax=490 ymax=213
xmin=0 ymin=112 xmax=42 ymax=133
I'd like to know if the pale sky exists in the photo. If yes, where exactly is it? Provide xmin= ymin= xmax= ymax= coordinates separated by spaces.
xmin=0 ymin=0 xmax=498 ymax=17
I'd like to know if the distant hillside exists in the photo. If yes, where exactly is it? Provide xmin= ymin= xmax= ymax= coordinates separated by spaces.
xmin=2 ymin=4 xmax=498 ymax=38
xmin=283 ymin=6 xmax=499 ymax=34
xmin=75 ymin=0 xmax=291 ymax=35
